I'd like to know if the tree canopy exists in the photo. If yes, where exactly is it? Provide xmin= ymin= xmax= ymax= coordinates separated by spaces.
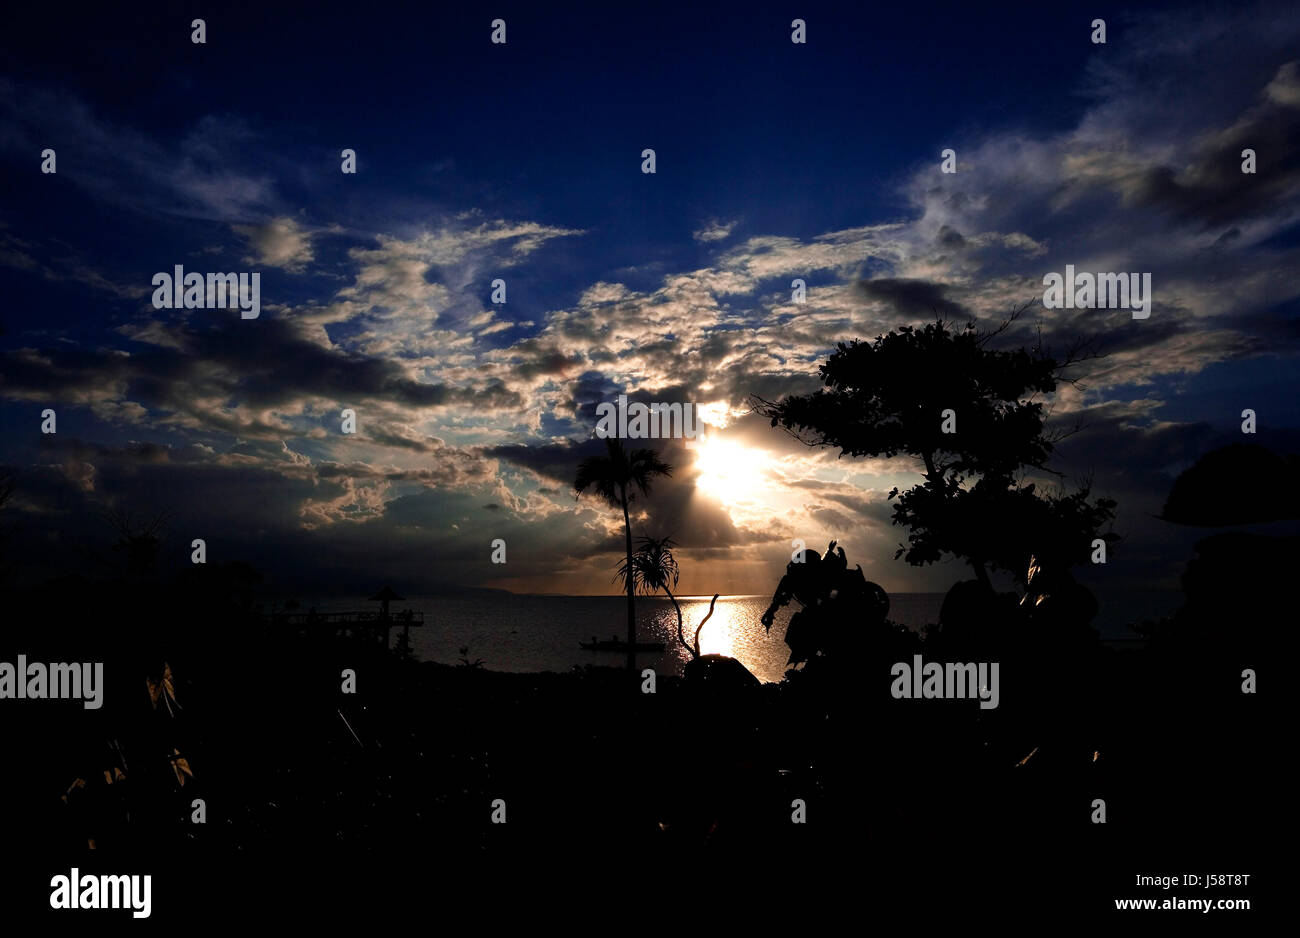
xmin=755 ymin=318 xmax=1116 ymax=586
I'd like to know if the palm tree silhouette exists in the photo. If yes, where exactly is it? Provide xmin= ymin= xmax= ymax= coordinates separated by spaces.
xmin=622 ymin=534 xmax=687 ymax=657
xmin=621 ymin=534 xmax=721 ymax=660
xmin=574 ymin=438 xmax=673 ymax=671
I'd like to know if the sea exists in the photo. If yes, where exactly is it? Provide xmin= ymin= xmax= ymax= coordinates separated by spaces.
xmin=292 ymin=589 xmax=1182 ymax=685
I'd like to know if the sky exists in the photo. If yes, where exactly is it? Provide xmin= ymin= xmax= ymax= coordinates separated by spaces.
xmin=1 ymin=1 xmax=1298 ymax=603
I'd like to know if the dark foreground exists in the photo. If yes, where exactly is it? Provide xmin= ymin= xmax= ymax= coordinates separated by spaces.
xmin=1 ymin=568 xmax=1279 ymax=923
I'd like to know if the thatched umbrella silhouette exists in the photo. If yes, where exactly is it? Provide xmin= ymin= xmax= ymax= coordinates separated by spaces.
xmin=369 ymin=586 xmax=402 ymax=618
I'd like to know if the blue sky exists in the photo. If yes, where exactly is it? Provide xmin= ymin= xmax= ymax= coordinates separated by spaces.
xmin=2 ymin=0 xmax=1298 ymax=600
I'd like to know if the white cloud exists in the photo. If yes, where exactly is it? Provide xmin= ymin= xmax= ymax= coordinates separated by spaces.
xmin=233 ymin=216 xmax=316 ymax=271
xmin=693 ymin=218 xmax=738 ymax=242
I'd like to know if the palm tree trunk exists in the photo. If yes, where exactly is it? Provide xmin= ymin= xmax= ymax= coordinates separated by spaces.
xmin=621 ymin=485 xmax=636 ymax=671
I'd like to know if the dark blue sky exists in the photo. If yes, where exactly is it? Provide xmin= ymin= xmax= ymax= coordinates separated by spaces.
xmin=2 ymin=1 xmax=1119 ymax=286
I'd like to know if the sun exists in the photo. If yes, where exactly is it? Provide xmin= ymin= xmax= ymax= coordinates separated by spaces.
xmin=692 ymin=436 xmax=768 ymax=503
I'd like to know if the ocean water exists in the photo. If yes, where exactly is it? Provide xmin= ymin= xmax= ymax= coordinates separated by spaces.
xmin=298 ymin=592 xmax=947 ymax=685
xmin=297 ymin=588 xmax=1181 ymax=684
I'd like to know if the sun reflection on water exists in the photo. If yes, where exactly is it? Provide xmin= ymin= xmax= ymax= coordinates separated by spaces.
xmin=646 ymin=595 xmax=788 ymax=681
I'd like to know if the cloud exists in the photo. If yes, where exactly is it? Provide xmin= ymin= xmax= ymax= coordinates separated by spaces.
xmin=1111 ymin=60 xmax=1300 ymax=228
xmin=853 ymin=278 xmax=966 ymax=319
xmin=0 ymin=314 xmax=526 ymax=442
xmin=693 ymin=218 xmax=738 ymax=243
xmin=0 ymin=230 xmax=148 ymax=299
xmin=233 ymin=217 xmax=316 ymax=271
xmin=0 ymin=80 xmax=278 ymax=224
xmin=1265 ymin=60 xmax=1300 ymax=107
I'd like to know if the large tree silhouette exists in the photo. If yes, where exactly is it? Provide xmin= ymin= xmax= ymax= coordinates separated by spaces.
xmin=574 ymin=439 xmax=673 ymax=670
xmin=754 ymin=316 xmax=1115 ymax=589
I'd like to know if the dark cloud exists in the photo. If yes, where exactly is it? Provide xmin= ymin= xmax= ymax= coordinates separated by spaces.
xmin=808 ymin=506 xmax=856 ymax=530
xmin=484 ymin=439 xmax=608 ymax=488
xmin=485 ymin=435 xmax=761 ymax=554
xmin=936 ymin=225 xmax=966 ymax=249
xmin=0 ymin=436 xmax=566 ymax=595
xmin=499 ymin=338 xmax=585 ymax=380
xmin=1125 ymin=63 xmax=1300 ymax=228
xmin=1 ymin=315 xmax=521 ymax=441
xmin=853 ymin=278 xmax=966 ymax=319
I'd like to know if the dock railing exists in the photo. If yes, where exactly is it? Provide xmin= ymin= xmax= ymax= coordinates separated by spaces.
xmin=268 ymin=610 xmax=425 ymax=627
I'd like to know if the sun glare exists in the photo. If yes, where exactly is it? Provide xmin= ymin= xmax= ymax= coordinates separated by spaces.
xmin=693 ymin=400 xmax=733 ymax=429
xmin=692 ymin=437 xmax=768 ymax=503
